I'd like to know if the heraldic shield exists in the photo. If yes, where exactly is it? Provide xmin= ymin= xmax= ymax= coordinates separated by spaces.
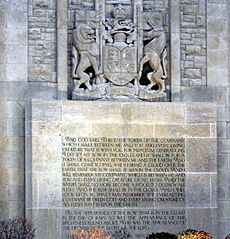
xmin=104 ymin=45 xmax=137 ymax=86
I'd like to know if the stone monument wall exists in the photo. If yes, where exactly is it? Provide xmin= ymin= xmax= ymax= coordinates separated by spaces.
xmin=0 ymin=0 xmax=229 ymax=238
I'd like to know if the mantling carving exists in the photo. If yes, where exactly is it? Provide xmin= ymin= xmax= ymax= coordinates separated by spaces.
xmin=71 ymin=2 xmax=168 ymax=101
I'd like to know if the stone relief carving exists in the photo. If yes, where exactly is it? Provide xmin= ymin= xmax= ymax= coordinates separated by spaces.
xmin=72 ymin=23 xmax=101 ymax=91
xmin=71 ymin=2 xmax=168 ymax=101
xmin=139 ymin=19 xmax=167 ymax=93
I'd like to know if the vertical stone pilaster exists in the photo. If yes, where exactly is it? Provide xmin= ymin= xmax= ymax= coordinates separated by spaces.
xmin=206 ymin=2 xmax=230 ymax=238
xmin=0 ymin=0 xmax=28 ymax=219
xmin=0 ymin=4 xmax=7 ymax=219
xmin=57 ymin=0 xmax=68 ymax=99
xmin=170 ymin=0 xmax=181 ymax=101
xmin=207 ymin=1 xmax=229 ymax=87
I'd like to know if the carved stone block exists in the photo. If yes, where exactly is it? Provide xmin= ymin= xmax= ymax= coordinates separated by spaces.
xmin=71 ymin=1 xmax=168 ymax=101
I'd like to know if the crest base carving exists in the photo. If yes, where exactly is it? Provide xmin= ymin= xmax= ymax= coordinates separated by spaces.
xmin=72 ymin=84 xmax=167 ymax=101
xmin=138 ymin=90 xmax=167 ymax=102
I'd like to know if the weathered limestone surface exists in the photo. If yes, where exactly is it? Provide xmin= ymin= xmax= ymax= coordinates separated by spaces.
xmin=26 ymin=101 xmax=217 ymax=238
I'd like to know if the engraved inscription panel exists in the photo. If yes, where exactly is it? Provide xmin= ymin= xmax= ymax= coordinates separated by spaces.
xmin=62 ymin=137 xmax=185 ymax=237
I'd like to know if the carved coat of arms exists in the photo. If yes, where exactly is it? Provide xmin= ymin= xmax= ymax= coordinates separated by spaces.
xmin=71 ymin=3 xmax=168 ymax=101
